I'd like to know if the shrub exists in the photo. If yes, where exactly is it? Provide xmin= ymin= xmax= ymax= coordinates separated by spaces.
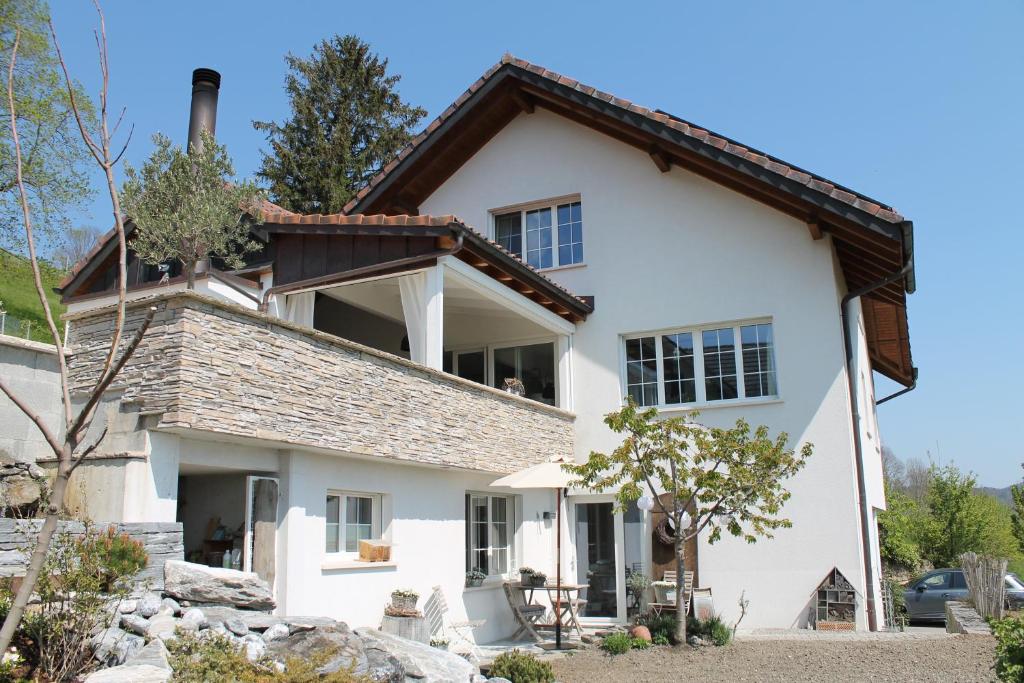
xmin=631 ymin=637 xmax=650 ymax=650
xmin=685 ymin=614 xmax=731 ymax=646
xmin=168 ymin=631 xmax=371 ymax=682
xmin=652 ymin=633 xmax=671 ymax=646
xmin=634 ymin=611 xmax=678 ymax=645
xmin=78 ymin=526 xmax=148 ymax=591
xmin=0 ymin=524 xmax=146 ymax=681
xmin=993 ymin=616 xmax=1024 ymax=683
xmin=488 ymin=649 xmax=554 ymax=683
xmin=600 ymin=632 xmax=633 ymax=655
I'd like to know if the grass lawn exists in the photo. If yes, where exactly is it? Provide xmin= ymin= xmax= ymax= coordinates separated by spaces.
xmin=0 ymin=249 xmax=67 ymax=344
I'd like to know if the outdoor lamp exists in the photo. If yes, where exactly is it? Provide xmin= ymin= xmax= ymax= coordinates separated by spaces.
xmin=636 ymin=494 xmax=654 ymax=512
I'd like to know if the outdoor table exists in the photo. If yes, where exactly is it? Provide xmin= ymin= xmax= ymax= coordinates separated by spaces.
xmin=511 ymin=582 xmax=587 ymax=637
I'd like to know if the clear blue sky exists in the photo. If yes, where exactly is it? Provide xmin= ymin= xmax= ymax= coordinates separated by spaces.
xmin=51 ymin=1 xmax=1023 ymax=487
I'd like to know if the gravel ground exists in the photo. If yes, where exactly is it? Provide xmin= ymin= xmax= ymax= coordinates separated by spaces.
xmin=550 ymin=635 xmax=997 ymax=682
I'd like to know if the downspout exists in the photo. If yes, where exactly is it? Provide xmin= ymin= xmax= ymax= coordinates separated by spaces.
xmin=876 ymin=367 xmax=918 ymax=406
xmin=259 ymin=231 xmax=464 ymax=312
xmin=836 ymin=219 xmax=914 ymax=631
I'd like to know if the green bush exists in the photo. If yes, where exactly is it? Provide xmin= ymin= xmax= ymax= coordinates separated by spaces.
xmin=684 ymin=614 xmax=731 ymax=646
xmin=78 ymin=526 xmax=148 ymax=592
xmin=631 ymin=637 xmax=650 ymax=650
xmin=487 ymin=649 xmax=554 ymax=683
xmin=168 ymin=631 xmax=370 ymax=682
xmin=634 ymin=611 xmax=679 ymax=645
xmin=599 ymin=632 xmax=633 ymax=655
xmin=993 ymin=616 xmax=1024 ymax=683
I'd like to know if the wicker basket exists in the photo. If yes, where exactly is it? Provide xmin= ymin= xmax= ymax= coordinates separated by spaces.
xmin=390 ymin=592 xmax=418 ymax=612
xmin=359 ymin=539 xmax=391 ymax=562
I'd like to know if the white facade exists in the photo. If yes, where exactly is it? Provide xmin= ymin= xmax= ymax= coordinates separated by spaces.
xmin=421 ymin=108 xmax=884 ymax=629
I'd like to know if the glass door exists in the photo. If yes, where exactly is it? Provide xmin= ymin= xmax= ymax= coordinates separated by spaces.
xmin=573 ymin=499 xmax=624 ymax=621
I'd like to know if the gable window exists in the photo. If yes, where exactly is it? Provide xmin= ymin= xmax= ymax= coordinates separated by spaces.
xmin=623 ymin=321 xmax=778 ymax=407
xmin=493 ymin=199 xmax=583 ymax=270
xmin=326 ymin=491 xmax=382 ymax=555
xmin=466 ymin=493 xmax=515 ymax=576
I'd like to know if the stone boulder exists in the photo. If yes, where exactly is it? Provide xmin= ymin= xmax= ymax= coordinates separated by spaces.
xmin=125 ymin=639 xmax=172 ymax=671
xmin=91 ymin=627 xmax=144 ymax=667
xmin=163 ymin=560 xmax=275 ymax=610
xmin=266 ymin=623 xmax=369 ymax=676
xmin=83 ymin=664 xmax=171 ymax=683
xmin=356 ymin=628 xmax=477 ymax=683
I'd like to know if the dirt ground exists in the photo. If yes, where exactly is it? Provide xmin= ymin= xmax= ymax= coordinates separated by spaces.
xmin=550 ymin=635 xmax=998 ymax=682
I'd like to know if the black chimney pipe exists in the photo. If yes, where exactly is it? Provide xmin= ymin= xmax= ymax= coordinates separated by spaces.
xmin=187 ymin=68 xmax=221 ymax=152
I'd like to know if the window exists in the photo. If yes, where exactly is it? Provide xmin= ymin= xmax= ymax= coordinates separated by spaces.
xmin=493 ymin=199 xmax=583 ymax=269
xmin=622 ymin=321 xmax=779 ymax=407
xmin=443 ymin=349 xmax=486 ymax=384
xmin=466 ymin=493 xmax=515 ymax=576
xmin=493 ymin=342 xmax=556 ymax=406
xmin=920 ymin=572 xmax=951 ymax=590
xmin=325 ymin=492 xmax=381 ymax=554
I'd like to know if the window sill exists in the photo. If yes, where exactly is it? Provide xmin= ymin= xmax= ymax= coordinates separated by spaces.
xmin=321 ymin=559 xmax=398 ymax=572
xmin=537 ymin=262 xmax=586 ymax=273
xmin=653 ymin=397 xmax=784 ymax=414
xmin=463 ymin=579 xmax=507 ymax=593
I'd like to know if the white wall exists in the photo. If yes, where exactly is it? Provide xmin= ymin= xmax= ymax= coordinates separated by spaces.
xmin=0 ymin=337 xmax=61 ymax=463
xmin=421 ymin=109 xmax=872 ymax=629
xmin=277 ymin=448 xmax=557 ymax=643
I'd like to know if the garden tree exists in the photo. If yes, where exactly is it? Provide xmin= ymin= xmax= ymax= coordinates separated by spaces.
xmin=565 ymin=400 xmax=812 ymax=644
xmin=0 ymin=4 xmax=155 ymax=653
xmin=51 ymin=224 xmax=101 ymax=270
xmin=120 ymin=129 xmax=264 ymax=289
xmin=924 ymin=464 xmax=986 ymax=567
xmin=877 ymin=481 xmax=926 ymax=570
xmin=0 ymin=0 xmax=94 ymax=253
xmin=253 ymin=35 xmax=426 ymax=214
xmin=1011 ymin=465 xmax=1024 ymax=554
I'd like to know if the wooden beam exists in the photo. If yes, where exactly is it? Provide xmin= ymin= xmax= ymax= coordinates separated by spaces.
xmin=511 ymin=89 xmax=535 ymax=114
xmin=807 ymin=220 xmax=823 ymax=240
xmin=649 ymin=147 xmax=671 ymax=173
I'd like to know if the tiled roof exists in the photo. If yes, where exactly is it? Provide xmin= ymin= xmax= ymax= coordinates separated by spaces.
xmin=344 ymin=54 xmax=903 ymax=224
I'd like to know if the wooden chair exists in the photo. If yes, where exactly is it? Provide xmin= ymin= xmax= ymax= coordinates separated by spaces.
xmin=423 ymin=586 xmax=485 ymax=661
xmin=502 ymin=581 xmax=547 ymax=642
xmin=649 ymin=570 xmax=694 ymax=617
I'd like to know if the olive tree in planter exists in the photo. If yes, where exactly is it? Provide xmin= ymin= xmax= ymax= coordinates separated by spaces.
xmin=565 ymin=399 xmax=812 ymax=645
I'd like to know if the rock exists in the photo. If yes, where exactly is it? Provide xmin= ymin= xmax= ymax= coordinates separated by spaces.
xmin=629 ymin=625 xmax=652 ymax=642
xmin=243 ymin=633 xmax=267 ymax=661
xmin=125 ymin=639 xmax=171 ymax=671
xmin=91 ymin=627 xmax=144 ymax=667
xmin=225 ymin=618 xmax=249 ymax=637
xmin=471 ymin=675 xmax=488 ymax=683
xmin=160 ymin=597 xmax=182 ymax=616
xmin=180 ymin=607 xmax=207 ymax=630
xmin=489 ymin=679 xmax=513 ymax=683
xmin=262 ymin=623 xmax=289 ymax=642
xmin=363 ymin=642 xmax=405 ymax=683
xmin=163 ymin=560 xmax=275 ymax=610
xmin=687 ymin=634 xmax=705 ymax=647
xmin=83 ymin=664 xmax=171 ymax=682
xmin=0 ymin=473 xmax=42 ymax=508
xmin=266 ymin=623 xmax=366 ymax=675
xmin=118 ymin=599 xmax=138 ymax=614
xmin=356 ymin=628 xmax=477 ymax=683
xmin=201 ymin=605 xmax=284 ymax=631
xmin=147 ymin=614 xmax=177 ymax=640
xmin=138 ymin=594 xmax=162 ymax=618
xmin=120 ymin=614 xmax=150 ymax=637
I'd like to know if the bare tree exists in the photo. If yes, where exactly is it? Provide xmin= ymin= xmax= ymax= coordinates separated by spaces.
xmin=0 ymin=3 xmax=154 ymax=652
xmin=52 ymin=224 xmax=103 ymax=270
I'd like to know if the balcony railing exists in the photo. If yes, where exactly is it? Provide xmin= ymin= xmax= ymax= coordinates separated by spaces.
xmin=66 ymin=292 xmax=574 ymax=474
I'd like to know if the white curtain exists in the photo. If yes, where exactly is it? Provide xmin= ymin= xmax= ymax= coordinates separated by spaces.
xmin=398 ymin=272 xmax=427 ymax=364
xmin=284 ymin=291 xmax=316 ymax=328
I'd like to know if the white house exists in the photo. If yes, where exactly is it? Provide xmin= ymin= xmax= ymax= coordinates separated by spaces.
xmin=53 ymin=57 xmax=915 ymax=639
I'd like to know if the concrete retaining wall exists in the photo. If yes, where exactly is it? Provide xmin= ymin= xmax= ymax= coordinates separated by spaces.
xmin=0 ymin=520 xmax=183 ymax=591
xmin=945 ymin=600 xmax=992 ymax=635
xmin=0 ymin=336 xmax=61 ymax=463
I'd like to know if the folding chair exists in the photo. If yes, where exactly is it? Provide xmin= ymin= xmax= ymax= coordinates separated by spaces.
xmin=423 ymin=585 xmax=486 ymax=662
xmin=502 ymin=581 xmax=547 ymax=642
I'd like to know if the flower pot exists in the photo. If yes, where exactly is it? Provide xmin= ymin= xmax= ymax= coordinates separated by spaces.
xmin=530 ymin=575 xmax=547 ymax=587
xmin=465 ymin=577 xmax=484 ymax=588
xmin=653 ymin=583 xmax=677 ymax=605
xmin=520 ymin=572 xmax=534 ymax=586
xmin=391 ymin=594 xmax=417 ymax=612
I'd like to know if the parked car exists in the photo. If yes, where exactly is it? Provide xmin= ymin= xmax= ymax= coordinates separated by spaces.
xmin=904 ymin=568 xmax=1024 ymax=621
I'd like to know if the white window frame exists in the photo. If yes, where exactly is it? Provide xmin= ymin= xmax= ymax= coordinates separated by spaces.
xmin=466 ymin=492 xmax=517 ymax=578
xmin=489 ymin=194 xmax=584 ymax=271
xmin=443 ymin=335 xmax=559 ymax=405
xmin=325 ymin=490 xmax=383 ymax=558
xmin=620 ymin=318 xmax=780 ymax=409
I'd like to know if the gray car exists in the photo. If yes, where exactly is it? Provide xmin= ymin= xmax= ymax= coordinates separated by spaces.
xmin=904 ymin=568 xmax=1024 ymax=621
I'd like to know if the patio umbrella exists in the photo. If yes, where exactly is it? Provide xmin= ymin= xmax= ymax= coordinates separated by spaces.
xmin=491 ymin=458 xmax=576 ymax=650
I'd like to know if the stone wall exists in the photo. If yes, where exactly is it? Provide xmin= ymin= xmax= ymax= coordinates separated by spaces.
xmin=0 ymin=336 xmax=62 ymax=463
xmin=945 ymin=600 xmax=992 ymax=635
xmin=66 ymin=292 xmax=574 ymax=474
xmin=0 ymin=520 xmax=183 ymax=590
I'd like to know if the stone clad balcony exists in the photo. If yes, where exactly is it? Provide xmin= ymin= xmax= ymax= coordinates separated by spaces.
xmin=66 ymin=292 xmax=574 ymax=474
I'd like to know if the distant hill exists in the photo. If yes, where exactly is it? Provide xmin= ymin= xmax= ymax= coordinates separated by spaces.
xmin=979 ymin=486 xmax=1014 ymax=507
xmin=0 ymin=249 xmax=66 ymax=344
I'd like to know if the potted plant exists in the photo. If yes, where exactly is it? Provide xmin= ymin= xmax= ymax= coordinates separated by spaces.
xmin=519 ymin=567 xmax=537 ymax=586
xmin=430 ymin=636 xmax=450 ymax=651
xmin=465 ymin=568 xmax=487 ymax=588
xmin=626 ymin=572 xmax=652 ymax=606
xmin=390 ymin=589 xmax=419 ymax=612
xmin=651 ymin=579 xmax=677 ymax=605
xmin=530 ymin=571 xmax=548 ymax=587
